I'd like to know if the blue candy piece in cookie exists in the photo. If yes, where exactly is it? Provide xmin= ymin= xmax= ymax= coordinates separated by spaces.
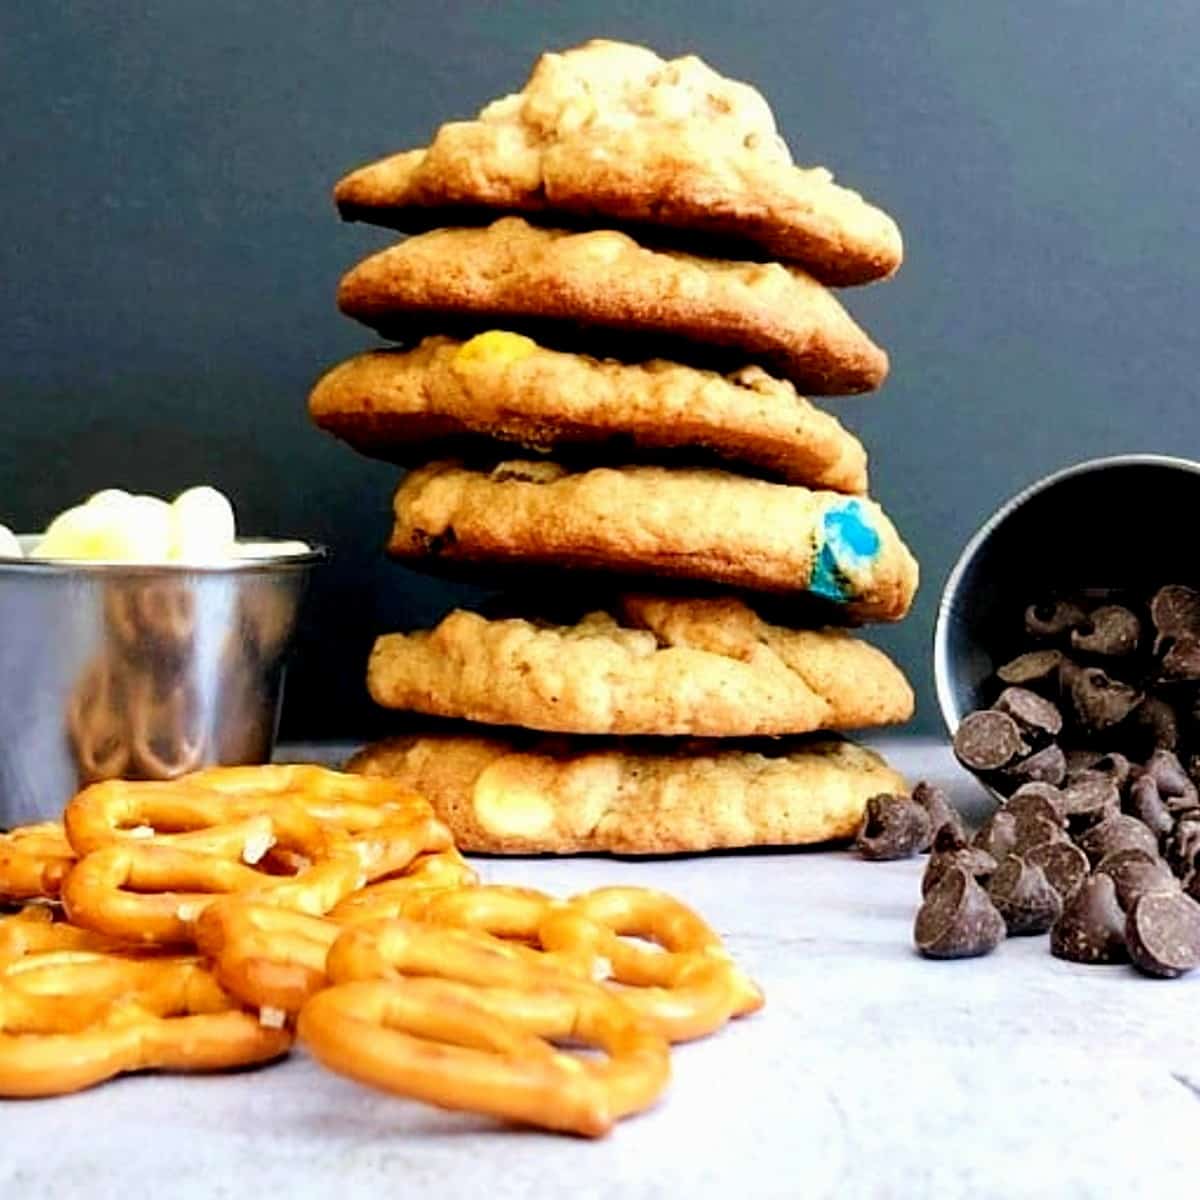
xmin=810 ymin=500 xmax=882 ymax=602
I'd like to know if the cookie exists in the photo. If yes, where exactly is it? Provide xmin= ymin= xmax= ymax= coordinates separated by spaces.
xmin=347 ymin=730 xmax=907 ymax=854
xmin=367 ymin=594 xmax=915 ymax=737
xmin=388 ymin=460 xmax=918 ymax=622
xmin=336 ymin=217 xmax=888 ymax=395
xmin=334 ymin=40 xmax=902 ymax=286
xmin=308 ymin=333 xmax=868 ymax=493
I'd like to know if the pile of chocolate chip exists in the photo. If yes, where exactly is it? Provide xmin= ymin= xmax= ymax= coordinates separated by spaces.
xmin=853 ymin=582 xmax=1200 ymax=977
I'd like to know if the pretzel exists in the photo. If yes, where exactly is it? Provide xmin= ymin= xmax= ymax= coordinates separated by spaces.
xmin=302 ymin=918 xmax=670 ymax=1137
xmin=538 ymin=887 xmax=764 ymax=1043
xmin=0 ymin=951 xmax=290 ymax=1097
xmin=195 ymin=898 xmax=338 ymax=1014
xmin=0 ymin=824 xmax=77 ymax=901
xmin=327 ymin=850 xmax=478 ymax=924
xmin=0 ymin=909 xmax=136 ymax=967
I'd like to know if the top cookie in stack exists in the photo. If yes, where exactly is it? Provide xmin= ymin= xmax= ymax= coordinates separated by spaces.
xmin=311 ymin=39 xmax=918 ymax=855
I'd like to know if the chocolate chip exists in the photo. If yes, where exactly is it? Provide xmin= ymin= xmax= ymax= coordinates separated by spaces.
xmin=1127 ymin=775 xmax=1174 ymax=838
xmin=1067 ymin=668 xmax=1142 ymax=732
xmin=992 ymin=687 xmax=1063 ymax=740
xmin=1126 ymin=698 xmax=1180 ymax=755
xmin=1150 ymin=584 xmax=1200 ymax=654
xmin=1004 ymin=788 xmax=1065 ymax=828
xmin=999 ymin=743 xmax=1067 ymax=789
xmin=1159 ymin=634 xmax=1200 ymax=683
xmin=911 ymin=781 xmax=967 ymax=847
xmin=1026 ymin=840 xmax=1091 ymax=901
xmin=923 ymin=827 xmax=998 ymax=896
xmin=1050 ymin=874 xmax=1128 ymax=964
xmin=972 ymin=811 xmax=1017 ymax=861
xmin=914 ymin=866 xmax=1006 ymax=959
xmin=1012 ymin=813 xmax=1065 ymax=855
xmin=1060 ymin=776 xmax=1121 ymax=830
xmin=1095 ymin=848 xmax=1178 ymax=911
xmin=996 ymin=649 xmax=1065 ymax=689
xmin=1126 ymin=891 xmax=1200 ymax=978
xmin=855 ymin=794 xmax=932 ymax=861
xmin=988 ymin=855 xmax=1063 ymax=935
xmin=1143 ymin=749 xmax=1199 ymax=812
xmin=1069 ymin=605 xmax=1141 ymax=658
xmin=953 ymin=710 xmax=1027 ymax=772
xmin=1077 ymin=814 xmax=1160 ymax=865
xmin=1025 ymin=599 xmax=1087 ymax=640
xmin=1089 ymin=752 xmax=1134 ymax=794
xmin=1167 ymin=812 xmax=1200 ymax=888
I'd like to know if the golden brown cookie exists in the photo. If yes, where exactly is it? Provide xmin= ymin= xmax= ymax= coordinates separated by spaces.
xmin=389 ymin=460 xmax=918 ymax=622
xmin=347 ymin=730 xmax=907 ymax=854
xmin=367 ymin=594 xmax=915 ymax=737
xmin=308 ymin=332 xmax=868 ymax=492
xmin=336 ymin=218 xmax=888 ymax=395
xmin=334 ymin=40 xmax=902 ymax=286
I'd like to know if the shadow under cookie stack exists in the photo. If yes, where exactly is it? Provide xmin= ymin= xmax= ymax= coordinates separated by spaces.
xmin=310 ymin=39 xmax=920 ymax=855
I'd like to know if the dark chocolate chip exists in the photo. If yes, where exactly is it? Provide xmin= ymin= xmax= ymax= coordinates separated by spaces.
xmin=1000 ymin=743 xmax=1067 ymax=789
xmin=1095 ymin=848 xmax=1178 ymax=911
xmin=1067 ymin=668 xmax=1142 ymax=732
xmin=1159 ymin=634 xmax=1200 ymax=683
xmin=1126 ymin=891 xmax=1200 ymax=978
xmin=1069 ymin=605 xmax=1141 ymax=657
xmin=1143 ymin=749 xmax=1200 ymax=812
xmin=914 ymin=866 xmax=1007 ymax=959
xmin=1077 ymin=814 xmax=1160 ymax=865
xmin=992 ymin=687 xmax=1063 ymax=740
xmin=911 ymin=781 xmax=967 ymax=847
xmin=972 ymin=811 xmax=1017 ymax=861
xmin=1026 ymin=840 xmax=1091 ymax=901
xmin=922 ymin=828 xmax=998 ymax=896
xmin=1004 ymin=788 xmax=1065 ymax=828
xmin=1012 ymin=812 xmax=1065 ymax=855
xmin=1025 ymin=599 xmax=1088 ymax=640
xmin=1167 ymin=813 xmax=1200 ymax=888
xmin=855 ymin=794 xmax=932 ymax=861
xmin=1127 ymin=775 xmax=1174 ymax=838
xmin=996 ymin=649 xmax=1065 ymax=689
xmin=1050 ymin=874 xmax=1129 ymax=964
xmin=1064 ymin=748 xmax=1104 ymax=780
xmin=988 ymin=854 xmax=1063 ymax=935
xmin=1150 ymin=584 xmax=1200 ymax=654
xmin=1060 ymin=776 xmax=1121 ymax=830
xmin=1090 ymin=752 xmax=1134 ymax=794
xmin=1126 ymin=699 xmax=1180 ymax=755
xmin=953 ymin=710 xmax=1027 ymax=772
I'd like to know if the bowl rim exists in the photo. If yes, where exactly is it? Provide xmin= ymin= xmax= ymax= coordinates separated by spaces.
xmin=0 ymin=538 xmax=328 ymax=576
xmin=932 ymin=452 xmax=1200 ymax=739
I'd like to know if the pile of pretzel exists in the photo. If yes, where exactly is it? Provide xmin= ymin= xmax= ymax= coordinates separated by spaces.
xmin=0 ymin=764 xmax=762 ymax=1137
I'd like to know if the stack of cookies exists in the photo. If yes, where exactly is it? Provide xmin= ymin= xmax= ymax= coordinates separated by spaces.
xmin=310 ymin=39 xmax=919 ymax=855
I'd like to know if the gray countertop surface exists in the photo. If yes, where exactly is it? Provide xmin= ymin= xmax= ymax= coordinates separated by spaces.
xmin=3 ymin=736 xmax=1198 ymax=1199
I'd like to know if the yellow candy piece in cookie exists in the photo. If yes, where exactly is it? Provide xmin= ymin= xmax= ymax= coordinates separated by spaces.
xmin=453 ymin=330 xmax=537 ymax=368
xmin=170 ymin=486 xmax=237 ymax=562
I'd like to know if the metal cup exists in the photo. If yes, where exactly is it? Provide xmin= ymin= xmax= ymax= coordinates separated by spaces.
xmin=0 ymin=541 xmax=324 ymax=825
xmin=934 ymin=454 xmax=1200 ymax=754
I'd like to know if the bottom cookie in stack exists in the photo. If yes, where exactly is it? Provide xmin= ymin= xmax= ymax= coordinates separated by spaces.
xmin=350 ymin=594 xmax=912 ymax=854
xmin=348 ymin=732 xmax=905 ymax=855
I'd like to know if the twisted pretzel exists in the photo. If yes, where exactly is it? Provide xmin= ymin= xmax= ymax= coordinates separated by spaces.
xmin=302 ymin=918 xmax=670 ymax=1137
xmin=0 ymin=951 xmax=290 ymax=1097
xmin=538 ymin=887 xmax=764 ymax=1043
xmin=327 ymin=850 xmax=478 ymax=924
xmin=0 ymin=824 xmax=77 ymax=901
xmin=0 ymin=909 xmax=133 ymax=967
xmin=195 ymin=898 xmax=338 ymax=1014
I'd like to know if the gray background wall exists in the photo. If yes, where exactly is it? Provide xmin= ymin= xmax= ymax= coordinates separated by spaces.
xmin=4 ymin=1 xmax=1199 ymax=741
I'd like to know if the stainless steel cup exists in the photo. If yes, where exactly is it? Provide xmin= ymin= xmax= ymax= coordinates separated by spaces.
xmin=934 ymin=454 xmax=1200 ymax=749
xmin=0 ymin=541 xmax=324 ymax=825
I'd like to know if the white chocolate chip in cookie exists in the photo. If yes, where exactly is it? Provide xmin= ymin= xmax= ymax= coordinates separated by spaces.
xmin=473 ymin=762 xmax=556 ymax=837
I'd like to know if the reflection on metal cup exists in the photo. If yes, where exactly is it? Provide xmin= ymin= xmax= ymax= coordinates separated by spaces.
xmin=934 ymin=454 xmax=1200 ymax=745
xmin=0 ymin=542 xmax=323 ymax=825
